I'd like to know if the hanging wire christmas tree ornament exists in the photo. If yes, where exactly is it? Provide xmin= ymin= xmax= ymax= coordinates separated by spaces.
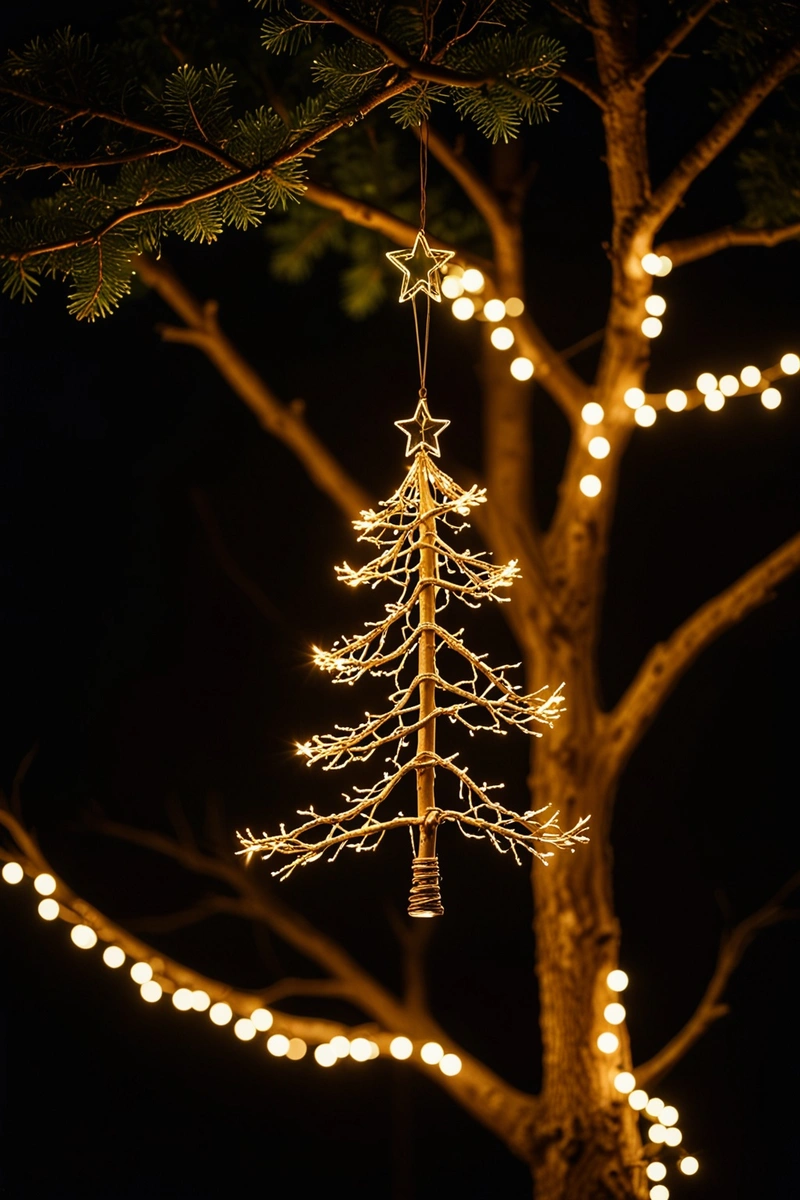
xmin=238 ymin=117 xmax=589 ymax=916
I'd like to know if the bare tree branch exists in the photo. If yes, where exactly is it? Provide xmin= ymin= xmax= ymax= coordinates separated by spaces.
xmin=656 ymin=221 xmax=800 ymax=267
xmin=559 ymin=66 xmax=605 ymax=108
xmin=635 ymin=873 xmax=800 ymax=1088
xmin=634 ymin=0 xmax=722 ymax=84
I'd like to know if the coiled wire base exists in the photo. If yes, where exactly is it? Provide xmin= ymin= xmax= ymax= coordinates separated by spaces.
xmin=408 ymin=855 xmax=444 ymax=918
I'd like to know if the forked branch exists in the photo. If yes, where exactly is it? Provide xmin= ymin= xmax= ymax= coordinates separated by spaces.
xmin=656 ymin=221 xmax=800 ymax=268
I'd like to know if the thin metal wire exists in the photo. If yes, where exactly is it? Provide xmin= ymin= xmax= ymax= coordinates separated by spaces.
xmin=412 ymin=115 xmax=431 ymax=397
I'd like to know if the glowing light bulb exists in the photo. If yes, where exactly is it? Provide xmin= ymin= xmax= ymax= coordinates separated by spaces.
xmin=234 ymin=1018 xmax=256 ymax=1041
xmin=588 ymin=436 xmax=610 ymax=459
xmin=761 ymin=387 xmax=781 ymax=409
xmin=510 ymin=356 xmax=534 ymax=381
xmin=103 ymin=946 xmax=125 ymax=969
xmin=641 ymin=317 xmax=662 ymax=338
xmin=597 ymin=1032 xmax=619 ymax=1054
xmin=650 ymin=1186 xmax=669 ymax=1200
xmin=172 ymin=987 xmax=194 ymax=1011
xmin=2 ymin=862 xmax=24 ymax=885
xmin=314 ymin=1043 xmax=336 ymax=1067
xmin=696 ymin=372 xmax=717 ymax=394
xmin=645 ymin=295 xmax=666 ymax=316
xmin=350 ymin=1038 xmax=372 ymax=1062
xmin=634 ymin=405 xmax=656 ymax=427
xmin=462 ymin=268 xmax=484 ymax=293
xmin=130 ymin=962 xmax=153 ymax=985
xmin=664 ymin=1127 xmax=682 ymax=1147
xmin=441 ymin=274 xmax=464 ymax=299
xmin=579 ymin=474 xmax=602 ymax=498
xmin=209 ymin=1002 xmax=233 ymax=1026
xmin=287 ymin=1038 xmax=307 ymax=1060
xmin=624 ymin=387 xmax=645 ymax=409
xmin=505 ymin=297 xmax=525 ymax=316
xmin=330 ymin=1036 xmax=351 ymax=1058
xmin=34 ymin=873 xmax=56 ymax=896
xmin=38 ymin=898 xmax=59 ymax=921
xmin=704 ymin=390 xmax=724 ymax=411
xmin=719 ymin=373 xmax=739 ymax=396
xmin=645 ymin=1097 xmax=664 ymax=1118
xmin=581 ymin=402 xmax=604 ymax=425
xmin=390 ymin=1036 xmax=413 ymax=1060
xmin=740 ymin=365 xmax=761 ymax=387
xmin=70 ymin=924 xmax=97 ymax=950
xmin=680 ymin=1157 xmax=699 ymax=1176
xmin=420 ymin=1042 xmax=444 ymax=1065
xmin=604 ymin=1003 xmax=626 ymax=1024
xmin=368 ymin=1042 xmax=380 ymax=1059
xmin=614 ymin=1072 xmax=636 ymax=1094
xmin=649 ymin=1124 xmax=667 ymax=1144
xmin=191 ymin=990 xmax=211 ymax=1012
xmin=440 ymin=1053 xmax=462 ymax=1076
xmin=780 ymin=352 xmax=800 ymax=374
xmin=483 ymin=299 xmax=506 ymax=321
xmin=646 ymin=1162 xmax=667 ymax=1182
xmin=268 ymin=1034 xmax=290 ymax=1057
xmin=490 ymin=326 xmax=515 ymax=350
xmin=140 ymin=980 xmax=162 ymax=1003
xmin=452 ymin=297 xmax=475 ymax=321
xmin=629 ymin=1090 xmax=648 ymax=1111
xmin=665 ymin=389 xmax=687 ymax=411
xmin=251 ymin=1008 xmax=274 ymax=1031
xmin=641 ymin=253 xmax=661 ymax=275
xmin=660 ymin=1106 xmax=678 ymax=1126
xmin=606 ymin=970 xmax=629 ymax=991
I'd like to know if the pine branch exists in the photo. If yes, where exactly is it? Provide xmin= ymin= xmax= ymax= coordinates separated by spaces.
xmin=633 ymin=0 xmax=723 ymax=84
xmin=655 ymin=220 xmax=800 ymax=267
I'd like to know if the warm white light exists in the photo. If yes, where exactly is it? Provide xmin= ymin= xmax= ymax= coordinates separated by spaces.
xmin=390 ymin=1036 xmax=413 ymax=1060
xmin=660 ymin=1105 xmax=678 ymax=1127
xmin=646 ymin=1162 xmax=667 ymax=1182
xmin=328 ymin=1035 xmax=349 ymax=1058
xmin=140 ymin=980 xmax=162 ymax=1003
xmin=665 ymin=389 xmax=687 ymax=412
xmin=2 ymin=862 xmax=24 ymax=885
xmin=641 ymin=317 xmax=662 ymax=338
xmin=579 ymin=474 xmax=602 ymax=497
xmin=624 ymin=387 xmax=645 ymax=409
xmin=490 ymin=326 xmax=515 ymax=350
xmin=462 ymin=269 xmax=485 ymax=293
xmin=368 ymin=1041 xmax=380 ymax=1059
xmin=350 ymin=1037 xmax=372 ymax=1062
xmin=649 ymin=1124 xmax=667 ymax=1144
xmin=645 ymin=1097 xmax=664 ymax=1118
xmin=314 ymin=1043 xmax=337 ymax=1067
xmin=680 ymin=1157 xmax=699 ymax=1176
xmin=581 ymin=402 xmax=604 ymax=425
xmin=588 ymin=436 xmax=610 ymax=459
xmin=510 ymin=356 xmax=534 ymax=381
xmin=650 ymin=1186 xmax=669 ymax=1200
xmin=452 ymin=296 xmax=475 ymax=321
xmin=629 ymin=1090 xmax=648 ymax=1110
xmin=209 ymin=1002 xmax=233 ymax=1026
xmin=505 ymin=297 xmax=525 ymax=317
xmin=719 ymin=373 xmax=739 ymax=396
xmin=780 ymin=352 xmax=800 ymax=374
xmin=103 ymin=946 xmax=125 ymax=969
xmin=740 ymin=364 xmax=761 ymax=387
xmin=287 ymin=1037 xmax=307 ymax=1060
xmin=130 ymin=961 xmax=153 ymax=985
xmin=614 ymin=1072 xmax=636 ymax=1094
xmin=34 ymin=873 xmax=56 ymax=896
xmin=606 ymin=970 xmax=629 ymax=991
xmin=440 ymin=1053 xmax=462 ymax=1076
xmin=761 ymin=387 xmax=781 ymax=409
xmin=704 ymin=390 xmax=724 ymax=411
xmin=656 ymin=255 xmax=673 ymax=277
xmin=172 ymin=987 xmax=194 ymax=1010
xmin=645 ymin=294 xmax=666 ymax=316
xmin=604 ymin=1003 xmax=626 ymax=1024
xmin=483 ymin=299 xmax=506 ymax=321
xmin=597 ymin=1032 xmax=619 ymax=1054
xmin=634 ymin=405 xmax=656 ymax=427
xmin=251 ymin=1008 xmax=274 ymax=1031
xmin=234 ymin=1018 xmax=256 ymax=1041
xmin=38 ymin=898 xmax=59 ymax=921
xmin=268 ymin=1034 xmax=290 ymax=1057
xmin=420 ymin=1042 xmax=444 ymax=1065
xmin=191 ymin=990 xmax=211 ymax=1012
xmin=641 ymin=253 xmax=661 ymax=275
xmin=70 ymin=924 xmax=97 ymax=950
xmin=441 ymin=274 xmax=464 ymax=299
xmin=664 ymin=1127 xmax=682 ymax=1147
xmin=696 ymin=372 xmax=717 ymax=394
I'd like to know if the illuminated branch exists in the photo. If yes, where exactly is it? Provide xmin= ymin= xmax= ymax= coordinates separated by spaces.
xmin=656 ymin=221 xmax=800 ymax=268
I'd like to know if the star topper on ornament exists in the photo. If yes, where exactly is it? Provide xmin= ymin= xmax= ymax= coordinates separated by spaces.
xmin=386 ymin=230 xmax=455 ymax=302
xmin=395 ymin=393 xmax=450 ymax=457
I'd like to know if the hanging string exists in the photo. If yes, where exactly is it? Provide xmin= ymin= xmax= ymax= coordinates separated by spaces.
xmin=412 ymin=0 xmax=434 ymax=402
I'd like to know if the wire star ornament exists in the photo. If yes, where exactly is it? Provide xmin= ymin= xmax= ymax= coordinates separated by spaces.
xmin=395 ymin=395 xmax=450 ymax=457
xmin=386 ymin=230 xmax=455 ymax=302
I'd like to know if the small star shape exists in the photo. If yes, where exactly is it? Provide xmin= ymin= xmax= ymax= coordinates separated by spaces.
xmin=386 ymin=230 xmax=455 ymax=303
xmin=395 ymin=396 xmax=450 ymax=457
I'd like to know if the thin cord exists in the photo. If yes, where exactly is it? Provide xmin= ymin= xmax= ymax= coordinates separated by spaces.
xmin=413 ymin=0 xmax=434 ymax=403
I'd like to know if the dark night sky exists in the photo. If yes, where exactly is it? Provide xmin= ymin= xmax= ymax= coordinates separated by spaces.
xmin=1 ymin=4 xmax=799 ymax=1198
